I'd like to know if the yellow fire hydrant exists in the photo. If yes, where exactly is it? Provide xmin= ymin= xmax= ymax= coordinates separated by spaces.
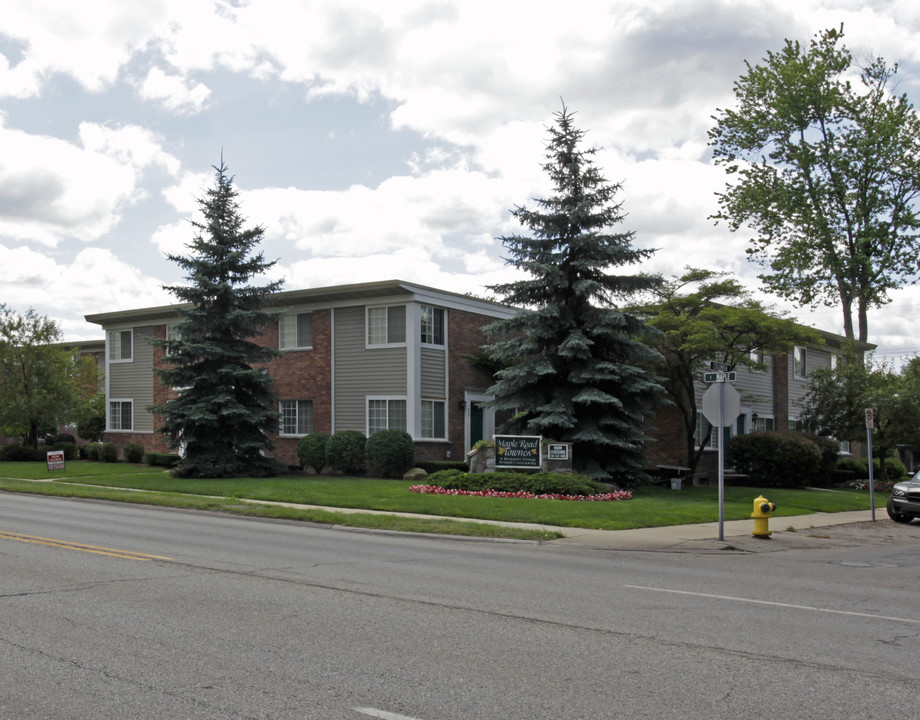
xmin=751 ymin=495 xmax=777 ymax=538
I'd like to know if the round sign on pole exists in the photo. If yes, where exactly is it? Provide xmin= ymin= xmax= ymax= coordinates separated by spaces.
xmin=702 ymin=382 xmax=741 ymax=427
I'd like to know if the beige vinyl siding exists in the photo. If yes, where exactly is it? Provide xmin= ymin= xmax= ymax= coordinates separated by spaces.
xmin=334 ymin=306 xmax=408 ymax=431
xmin=420 ymin=346 xmax=446 ymax=397
xmin=735 ymin=359 xmax=773 ymax=418
xmin=108 ymin=326 xmax=156 ymax=432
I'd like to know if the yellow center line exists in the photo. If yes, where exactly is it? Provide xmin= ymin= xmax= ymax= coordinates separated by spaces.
xmin=0 ymin=530 xmax=173 ymax=562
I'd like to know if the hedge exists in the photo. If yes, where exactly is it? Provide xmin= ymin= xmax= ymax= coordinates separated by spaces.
xmin=325 ymin=431 xmax=367 ymax=475
xmin=365 ymin=429 xmax=415 ymax=477
xmin=729 ymin=432 xmax=821 ymax=487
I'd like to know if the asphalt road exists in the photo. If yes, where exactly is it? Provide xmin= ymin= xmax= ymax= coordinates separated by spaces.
xmin=1 ymin=493 xmax=918 ymax=719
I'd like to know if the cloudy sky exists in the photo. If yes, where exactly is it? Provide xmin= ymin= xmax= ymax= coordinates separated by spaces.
xmin=2 ymin=0 xmax=919 ymax=362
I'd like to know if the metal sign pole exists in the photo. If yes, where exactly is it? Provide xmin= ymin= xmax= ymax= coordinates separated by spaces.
xmin=865 ymin=408 xmax=876 ymax=522
xmin=718 ymin=380 xmax=725 ymax=541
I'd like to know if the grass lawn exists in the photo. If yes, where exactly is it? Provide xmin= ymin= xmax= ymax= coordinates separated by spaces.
xmin=0 ymin=460 xmax=876 ymax=532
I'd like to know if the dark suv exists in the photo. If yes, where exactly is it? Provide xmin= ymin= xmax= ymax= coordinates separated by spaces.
xmin=887 ymin=470 xmax=920 ymax=523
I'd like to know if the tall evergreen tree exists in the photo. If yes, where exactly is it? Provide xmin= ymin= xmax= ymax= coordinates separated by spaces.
xmin=485 ymin=106 xmax=663 ymax=481
xmin=154 ymin=160 xmax=283 ymax=478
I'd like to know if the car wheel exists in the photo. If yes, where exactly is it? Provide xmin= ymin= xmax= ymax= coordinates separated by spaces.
xmin=887 ymin=506 xmax=914 ymax=523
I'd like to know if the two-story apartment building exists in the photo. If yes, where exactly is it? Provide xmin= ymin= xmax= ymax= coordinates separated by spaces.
xmin=85 ymin=280 xmax=516 ymax=468
xmin=646 ymin=330 xmax=875 ymax=479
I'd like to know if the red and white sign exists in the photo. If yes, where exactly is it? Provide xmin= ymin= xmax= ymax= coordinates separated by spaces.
xmin=865 ymin=408 xmax=874 ymax=429
xmin=46 ymin=450 xmax=65 ymax=471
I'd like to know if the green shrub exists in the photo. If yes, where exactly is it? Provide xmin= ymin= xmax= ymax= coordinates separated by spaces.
xmin=122 ymin=442 xmax=145 ymax=463
xmin=802 ymin=434 xmax=839 ymax=488
xmin=83 ymin=443 xmax=103 ymax=461
xmin=730 ymin=432 xmax=822 ymax=487
xmin=416 ymin=460 xmax=468 ymax=474
xmin=325 ymin=431 xmax=367 ymax=475
xmin=874 ymin=456 xmax=907 ymax=480
xmin=48 ymin=442 xmax=77 ymax=461
xmin=0 ymin=445 xmax=44 ymax=461
xmin=50 ymin=433 xmax=77 ymax=445
xmin=145 ymin=452 xmax=181 ymax=468
xmin=836 ymin=457 xmax=867 ymax=477
xmin=99 ymin=442 xmax=119 ymax=463
xmin=426 ymin=469 xmax=604 ymax=496
xmin=365 ymin=430 xmax=416 ymax=477
xmin=297 ymin=432 xmax=330 ymax=474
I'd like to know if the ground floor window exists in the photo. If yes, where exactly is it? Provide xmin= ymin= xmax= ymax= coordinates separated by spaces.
xmin=368 ymin=398 xmax=406 ymax=435
xmin=109 ymin=400 xmax=133 ymax=431
xmin=420 ymin=399 xmax=446 ymax=439
xmin=280 ymin=399 xmax=314 ymax=436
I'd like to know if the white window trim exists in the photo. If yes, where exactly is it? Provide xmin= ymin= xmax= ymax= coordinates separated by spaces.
xmin=367 ymin=396 xmax=408 ymax=436
xmin=108 ymin=399 xmax=134 ymax=432
xmin=420 ymin=305 xmax=446 ymax=347
xmin=279 ymin=312 xmax=314 ymax=351
xmin=793 ymin=346 xmax=807 ymax=380
xmin=366 ymin=305 xmax=408 ymax=349
xmin=419 ymin=398 xmax=447 ymax=440
xmin=279 ymin=399 xmax=314 ymax=437
xmin=108 ymin=329 xmax=133 ymax=364
xmin=749 ymin=349 xmax=767 ymax=373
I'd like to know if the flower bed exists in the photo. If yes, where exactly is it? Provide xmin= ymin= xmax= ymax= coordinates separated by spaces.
xmin=409 ymin=484 xmax=632 ymax=501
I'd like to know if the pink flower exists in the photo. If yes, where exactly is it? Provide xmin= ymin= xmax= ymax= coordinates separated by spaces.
xmin=408 ymin=485 xmax=632 ymax=501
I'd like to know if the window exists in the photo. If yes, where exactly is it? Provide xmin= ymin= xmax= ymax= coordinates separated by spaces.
xmin=694 ymin=415 xmax=720 ymax=450
xmin=109 ymin=400 xmax=133 ymax=431
xmin=750 ymin=349 xmax=767 ymax=373
xmin=839 ymin=440 xmax=852 ymax=454
xmin=752 ymin=415 xmax=775 ymax=432
xmin=830 ymin=353 xmax=840 ymax=370
xmin=109 ymin=330 xmax=133 ymax=362
xmin=793 ymin=346 xmax=807 ymax=379
xmin=367 ymin=306 xmax=406 ymax=346
xmin=280 ymin=312 xmax=313 ymax=350
xmin=165 ymin=324 xmax=181 ymax=356
xmin=788 ymin=418 xmax=802 ymax=432
xmin=368 ymin=398 xmax=407 ymax=435
xmin=280 ymin=400 xmax=314 ymax=436
xmin=420 ymin=305 xmax=444 ymax=345
xmin=420 ymin=399 xmax=446 ymax=439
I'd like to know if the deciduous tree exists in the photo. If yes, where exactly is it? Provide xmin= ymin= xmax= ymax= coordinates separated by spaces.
xmin=710 ymin=26 xmax=920 ymax=343
xmin=0 ymin=306 xmax=98 ymax=449
xmin=634 ymin=268 xmax=821 ymax=475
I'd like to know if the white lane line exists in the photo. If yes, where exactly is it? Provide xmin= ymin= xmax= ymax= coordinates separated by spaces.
xmin=354 ymin=707 xmax=426 ymax=720
xmin=625 ymin=585 xmax=919 ymax=624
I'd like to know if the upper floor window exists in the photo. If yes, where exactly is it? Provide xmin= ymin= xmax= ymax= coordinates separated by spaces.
xmin=280 ymin=312 xmax=313 ymax=350
xmin=749 ymin=349 xmax=767 ymax=372
xmin=367 ymin=306 xmax=406 ymax=346
xmin=420 ymin=305 xmax=444 ymax=345
xmin=108 ymin=330 xmax=133 ymax=362
xmin=280 ymin=399 xmax=314 ymax=436
xmin=830 ymin=353 xmax=840 ymax=371
xmin=793 ymin=346 xmax=807 ymax=379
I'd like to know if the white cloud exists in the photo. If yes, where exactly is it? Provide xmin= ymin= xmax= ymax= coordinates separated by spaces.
xmin=0 ymin=118 xmax=178 ymax=246
xmin=137 ymin=67 xmax=211 ymax=115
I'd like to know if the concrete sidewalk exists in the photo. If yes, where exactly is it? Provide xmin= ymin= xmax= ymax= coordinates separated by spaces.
xmin=549 ymin=509 xmax=881 ymax=551
xmin=242 ymin=497 xmax=882 ymax=552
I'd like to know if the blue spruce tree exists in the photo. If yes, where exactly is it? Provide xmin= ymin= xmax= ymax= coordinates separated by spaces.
xmin=154 ymin=160 xmax=283 ymax=478
xmin=486 ymin=106 xmax=663 ymax=481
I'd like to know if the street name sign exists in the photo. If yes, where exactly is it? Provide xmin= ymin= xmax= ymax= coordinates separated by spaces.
xmin=704 ymin=372 xmax=737 ymax=382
